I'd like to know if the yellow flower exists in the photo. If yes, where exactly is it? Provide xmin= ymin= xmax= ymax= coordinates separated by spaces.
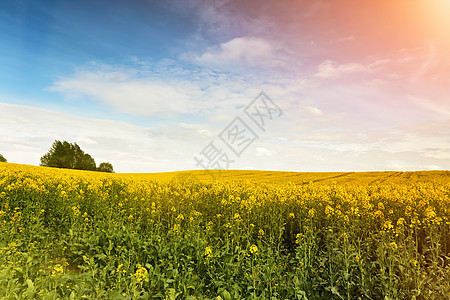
xmin=134 ymin=264 xmax=149 ymax=283
xmin=355 ymin=255 xmax=360 ymax=263
xmin=289 ymin=213 xmax=295 ymax=218
xmin=425 ymin=207 xmax=436 ymax=219
xmin=389 ymin=242 xmax=398 ymax=250
xmin=117 ymin=264 xmax=126 ymax=274
xmin=410 ymin=259 xmax=418 ymax=266
xmin=51 ymin=264 xmax=64 ymax=277
xmin=308 ymin=208 xmax=316 ymax=218
xmin=373 ymin=210 xmax=384 ymax=218
xmin=258 ymin=229 xmax=265 ymax=238
xmin=383 ymin=220 xmax=394 ymax=231
xmin=71 ymin=206 xmax=80 ymax=216
xmin=405 ymin=206 xmax=412 ymax=217
xmin=205 ymin=246 xmax=212 ymax=259
xmin=206 ymin=221 xmax=213 ymax=231
xmin=249 ymin=244 xmax=258 ymax=254
xmin=343 ymin=214 xmax=350 ymax=224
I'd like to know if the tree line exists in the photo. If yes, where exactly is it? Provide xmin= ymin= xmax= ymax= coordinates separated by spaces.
xmin=40 ymin=140 xmax=114 ymax=172
xmin=0 ymin=140 xmax=114 ymax=173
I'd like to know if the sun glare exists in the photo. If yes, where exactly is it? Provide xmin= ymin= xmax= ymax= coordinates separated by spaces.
xmin=427 ymin=0 xmax=450 ymax=25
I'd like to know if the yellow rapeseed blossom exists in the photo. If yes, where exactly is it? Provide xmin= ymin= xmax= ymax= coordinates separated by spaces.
xmin=205 ymin=246 xmax=212 ymax=259
xmin=134 ymin=264 xmax=149 ymax=283
xmin=51 ymin=264 xmax=64 ymax=277
xmin=389 ymin=242 xmax=398 ymax=250
xmin=2 ymin=162 xmax=450 ymax=297
xmin=117 ymin=264 xmax=126 ymax=274
xmin=249 ymin=244 xmax=258 ymax=254
xmin=373 ymin=210 xmax=384 ymax=218
xmin=295 ymin=233 xmax=303 ymax=244
xmin=258 ymin=229 xmax=265 ymax=238
xmin=383 ymin=221 xmax=394 ymax=231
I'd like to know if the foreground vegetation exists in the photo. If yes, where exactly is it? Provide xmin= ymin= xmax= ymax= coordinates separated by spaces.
xmin=1 ymin=163 xmax=450 ymax=299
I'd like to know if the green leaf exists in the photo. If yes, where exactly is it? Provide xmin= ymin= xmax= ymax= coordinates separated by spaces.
xmin=26 ymin=279 xmax=34 ymax=293
xmin=221 ymin=289 xmax=232 ymax=300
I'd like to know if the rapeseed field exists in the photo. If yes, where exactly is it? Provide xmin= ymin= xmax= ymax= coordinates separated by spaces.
xmin=1 ymin=162 xmax=449 ymax=299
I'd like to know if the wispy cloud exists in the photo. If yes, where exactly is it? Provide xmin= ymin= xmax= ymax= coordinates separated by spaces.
xmin=48 ymin=66 xmax=204 ymax=116
xmin=314 ymin=60 xmax=367 ymax=79
xmin=189 ymin=37 xmax=290 ymax=71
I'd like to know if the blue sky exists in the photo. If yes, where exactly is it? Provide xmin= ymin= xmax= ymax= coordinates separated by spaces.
xmin=0 ymin=0 xmax=197 ymax=116
xmin=1 ymin=0 xmax=450 ymax=172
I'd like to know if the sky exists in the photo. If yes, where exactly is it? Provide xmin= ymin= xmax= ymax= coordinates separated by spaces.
xmin=1 ymin=0 xmax=450 ymax=173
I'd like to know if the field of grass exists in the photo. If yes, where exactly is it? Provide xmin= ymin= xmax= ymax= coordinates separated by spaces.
xmin=1 ymin=162 xmax=450 ymax=299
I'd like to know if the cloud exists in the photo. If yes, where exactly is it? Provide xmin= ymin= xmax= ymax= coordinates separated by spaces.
xmin=306 ymin=106 xmax=324 ymax=116
xmin=47 ymin=59 xmax=307 ymax=122
xmin=48 ymin=67 xmax=205 ymax=116
xmin=337 ymin=35 xmax=356 ymax=42
xmin=178 ymin=123 xmax=214 ymax=138
xmin=314 ymin=60 xmax=367 ymax=79
xmin=0 ymin=102 xmax=215 ymax=172
xmin=255 ymin=147 xmax=274 ymax=157
xmin=1 ymin=101 xmax=449 ymax=173
xmin=410 ymin=96 xmax=450 ymax=117
xmin=194 ymin=37 xmax=280 ymax=68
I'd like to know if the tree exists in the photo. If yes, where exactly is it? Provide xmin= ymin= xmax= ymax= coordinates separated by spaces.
xmin=97 ymin=162 xmax=114 ymax=173
xmin=0 ymin=154 xmax=6 ymax=162
xmin=40 ymin=140 xmax=96 ymax=171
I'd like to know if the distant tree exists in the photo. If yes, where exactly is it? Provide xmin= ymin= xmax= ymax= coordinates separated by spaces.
xmin=97 ymin=162 xmax=114 ymax=173
xmin=0 ymin=154 xmax=6 ymax=162
xmin=40 ymin=140 xmax=96 ymax=171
